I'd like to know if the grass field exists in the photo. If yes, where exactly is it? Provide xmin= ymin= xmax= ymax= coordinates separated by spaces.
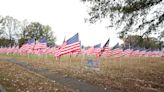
xmin=0 ymin=54 xmax=164 ymax=92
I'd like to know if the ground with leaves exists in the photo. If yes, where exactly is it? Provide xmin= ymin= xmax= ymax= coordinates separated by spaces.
xmin=0 ymin=61 xmax=74 ymax=92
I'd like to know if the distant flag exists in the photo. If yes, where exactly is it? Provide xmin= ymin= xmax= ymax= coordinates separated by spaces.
xmin=85 ymin=47 xmax=94 ymax=55
xmin=55 ymin=33 xmax=81 ymax=57
xmin=131 ymin=47 xmax=141 ymax=57
xmin=84 ymin=44 xmax=100 ymax=55
xmin=103 ymin=39 xmax=110 ymax=48
xmin=34 ymin=37 xmax=47 ymax=50
xmin=39 ymin=37 xmax=47 ymax=43
xmin=94 ymin=43 xmax=101 ymax=48
xmin=122 ymin=47 xmax=133 ymax=57
xmin=66 ymin=33 xmax=79 ymax=44
xmin=99 ymin=38 xmax=110 ymax=56
xmin=145 ymin=49 xmax=153 ymax=57
xmin=111 ymin=43 xmax=122 ymax=57
xmin=28 ymin=38 xmax=35 ymax=44
xmin=19 ymin=38 xmax=35 ymax=54
xmin=27 ymin=38 xmax=35 ymax=54
xmin=93 ymin=43 xmax=101 ymax=56
xmin=138 ymin=48 xmax=146 ymax=57
xmin=111 ymin=43 xmax=119 ymax=50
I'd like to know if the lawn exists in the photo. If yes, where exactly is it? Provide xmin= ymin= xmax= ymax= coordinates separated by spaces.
xmin=0 ymin=54 xmax=164 ymax=92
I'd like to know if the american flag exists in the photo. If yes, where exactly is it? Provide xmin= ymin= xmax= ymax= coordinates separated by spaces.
xmin=111 ymin=43 xmax=123 ymax=57
xmin=55 ymin=33 xmax=81 ymax=57
xmin=99 ymin=38 xmax=110 ymax=56
xmin=102 ymin=48 xmax=112 ymax=56
xmin=146 ymin=50 xmax=153 ymax=57
xmin=34 ymin=37 xmax=47 ymax=49
xmin=85 ymin=47 xmax=94 ymax=55
xmin=94 ymin=43 xmax=101 ymax=48
xmin=33 ymin=37 xmax=48 ymax=54
xmin=138 ymin=48 xmax=146 ymax=57
xmin=143 ymin=49 xmax=151 ymax=57
xmin=20 ymin=38 xmax=35 ymax=54
xmin=130 ymin=48 xmax=140 ymax=57
xmin=93 ymin=43 xmax=101 ymax=55
xmin=122 ymin=48 xmax=133 ymax=57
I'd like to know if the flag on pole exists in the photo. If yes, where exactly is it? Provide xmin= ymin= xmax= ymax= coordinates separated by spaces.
xmin=93 ymin=43 xmax=101 ymax=56
xmin=94 ymin=43 xmax=101 ymax=48
xmin=111 ymin=43 xmax=123 ymax=57
xmin=26 ymin=38 xmax=35 ymax=54
xmin=34 ymin=37 xmax=47 ymax=54
xmin=35 ymin=37 xmax=47 ymax=49
xmin=122 ymin=47 xmax=133 ymax=57
xmin=20 ymin=38 xmax=35 ymax=54
xmin=131 ymin=47 xmax=141 ymax=57
xmin=55 ymin=33 xmax=81 ymax=57
xmin=99 ymin=38 xmax=110 ymax=56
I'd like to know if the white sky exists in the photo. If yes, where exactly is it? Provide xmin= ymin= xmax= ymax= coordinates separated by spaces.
xmin=0 ymin=0 xmax=123 ymax=47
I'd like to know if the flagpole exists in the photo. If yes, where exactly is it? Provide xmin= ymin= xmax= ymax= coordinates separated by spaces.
xmin=69 ymin=52 xmax=72 ymax=63
xmin=56 ymin=56 xmax=60 ymax=64
xmin=81 ymin=52 xmax=85 ymax=65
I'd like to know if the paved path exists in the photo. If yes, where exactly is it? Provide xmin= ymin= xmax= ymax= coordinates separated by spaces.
xmin=0 ymin=84 xmax=6 ymax=92
xmin=0 ymin=58 xmax=120 ymax=92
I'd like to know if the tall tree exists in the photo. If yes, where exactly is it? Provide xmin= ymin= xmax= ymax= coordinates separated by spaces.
xmin=22 ymin=22 xmax=56 ymax=46
xmin=0 ymin=16 xmax=5 ymax=36
xmin=0 ymin=38 xmax=15 ymax=47
xmin=123 ymin=35 xmax=163 ymax=49
xmin=81 ymin=0 xmax=164 ymax=40
xmin=0 ymin=16 xmax=21 ymax=46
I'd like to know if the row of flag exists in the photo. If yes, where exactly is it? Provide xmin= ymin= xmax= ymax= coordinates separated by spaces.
xmin=0 ymin=33 xmax=164 ymax=58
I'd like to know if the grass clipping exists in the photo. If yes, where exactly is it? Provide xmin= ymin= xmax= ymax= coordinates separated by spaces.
xmin=0 ymin=61 xmax=74 ymax=92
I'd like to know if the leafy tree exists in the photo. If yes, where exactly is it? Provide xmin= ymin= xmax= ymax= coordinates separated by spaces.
xmin=22 ymin=22 xmax=56 ymax=46
xmin=0 ymin=38 xmax=15 ymax=47
xmin=124 ymin=35 xmax=143 ymax=48
xmin=0 ymin=16 xmax=5 ymax=36
xmin=159 ymin=31 xmax=164 ymax=40
xmin=0 ymin=16 xmax=21 ymax=46
xmin=123 ymin=35 xmax=163 ymax=50
xmin=81 ymin=0 xmax=164 ymax=39
xmin=0 ymin=15 xmax=56 ymax=47
xmin=43 ymin=25 xmax=56 ymax=47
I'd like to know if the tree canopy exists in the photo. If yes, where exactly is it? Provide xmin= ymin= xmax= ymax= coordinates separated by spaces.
xmin=81 ymin=0 xmax=164 ymax=40
xmin=0 ymin=15 xmax=56 ymax=47
xmin=21 ymin=22 xmax=56 ymax=47
xmin=0 ymin=16 xmax=21 ymax=40
xmin=123 ymin=35 xmax=163 ymax=50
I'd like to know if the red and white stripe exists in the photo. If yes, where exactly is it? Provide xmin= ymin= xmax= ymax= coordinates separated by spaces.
xmin=122 ymin=49 xmax=133 ymax=57
xmin=55 ymin=42 xmax=81 ymax=57
xmin=34 ymin=42 xmax=47 ymax=50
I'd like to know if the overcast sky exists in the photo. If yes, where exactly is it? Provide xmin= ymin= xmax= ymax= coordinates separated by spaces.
xmin=0 ymin=0 xmax=123 ymax=47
